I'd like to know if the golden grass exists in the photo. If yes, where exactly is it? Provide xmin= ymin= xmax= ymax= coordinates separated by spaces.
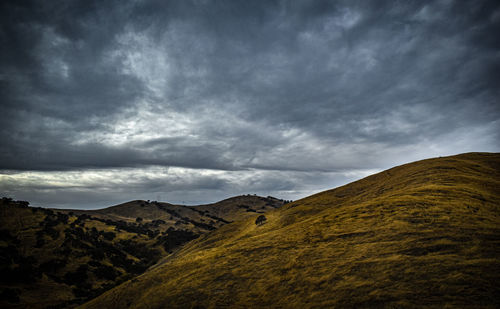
xmin=81 ymin=152 xmax=500 ymax=309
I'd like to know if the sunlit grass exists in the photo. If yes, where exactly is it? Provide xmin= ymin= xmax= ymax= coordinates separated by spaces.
xmin=82 ymin=153 xmax=500 ymax=308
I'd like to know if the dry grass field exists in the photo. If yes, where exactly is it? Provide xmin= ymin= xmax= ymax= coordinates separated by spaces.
xmin=81 ymin=153 xmax=500 ymax=308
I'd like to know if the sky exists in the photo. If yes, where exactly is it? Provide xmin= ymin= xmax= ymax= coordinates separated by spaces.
xmin=1 ymin=0 xmax=499 ymax=209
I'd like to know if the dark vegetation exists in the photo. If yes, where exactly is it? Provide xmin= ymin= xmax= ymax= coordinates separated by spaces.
xmin=0 ymin=199 xmax=193 ymax=307
xmin=255 ymin=215 xmax=267 ymax=225
xmin=0 ymin=195 xmax=284 ymax=308
xmin=156 ymin=228 xmax=199 ymax=252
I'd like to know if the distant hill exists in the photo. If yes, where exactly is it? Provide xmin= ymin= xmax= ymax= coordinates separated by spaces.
xmin=60 ymin=195 xmax=285 ymax=235
xmin=81 ymin=153 xmax=500 ymax=308
xmin=0 ymin=195 xmax=285 ymax=308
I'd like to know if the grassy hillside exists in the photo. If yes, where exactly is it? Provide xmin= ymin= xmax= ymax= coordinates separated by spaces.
xmin=0 ymin=196 xmax=284 ymax=308
xmin=81 ymin=153 xmax=500 ymax=308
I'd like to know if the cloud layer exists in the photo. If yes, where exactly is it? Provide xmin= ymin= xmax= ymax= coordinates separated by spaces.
xmin=1 ymin=0 xmax=499 ymax=208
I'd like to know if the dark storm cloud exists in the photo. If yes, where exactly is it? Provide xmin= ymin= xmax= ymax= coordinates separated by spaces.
xmin=1 ymin=0 xmax=499 ymax=207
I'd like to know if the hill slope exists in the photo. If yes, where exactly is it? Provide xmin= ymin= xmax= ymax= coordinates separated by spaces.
xmin=81 ymin=153 xmax=500 ymax=308
xmin=0 ymin=196 xmax=284 ymax=308
xmin=60 ymin=195 xmax=285 ymax=235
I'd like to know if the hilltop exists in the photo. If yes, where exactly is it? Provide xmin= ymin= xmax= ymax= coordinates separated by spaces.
xmin=0 ymin=195 xmax=284 ymax=308
xmin=60 ymin=195 xmax=285 ymax=235
xmin=81 ymin=153 xmax=500 ymax=308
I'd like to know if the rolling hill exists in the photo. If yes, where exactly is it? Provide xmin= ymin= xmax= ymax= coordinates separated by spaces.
xmin=81 ymin=152 xmax=500 ymax=308
xmin=0 ymin=195 xmax=284 ymax=308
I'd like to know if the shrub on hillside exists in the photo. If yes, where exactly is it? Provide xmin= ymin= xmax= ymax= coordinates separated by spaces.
xmin=63 ymin=265 xmax=88 ymax=286
xmin=156 ymin=229 xmax=199 ymax=252
xmin=0 ymin=288 xmax=20 ymax=303
xmin=94 ymin=265 xmax=121 ymax=281
xmin=39 ymin=259 xmax=67 ymax=274
xmin=102 ymin=231 xmax=116 ymax=241
xmin=255 ymin=215 xmax=267 ymax=226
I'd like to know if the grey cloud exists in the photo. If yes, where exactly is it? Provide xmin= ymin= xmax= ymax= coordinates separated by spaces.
xmin=1 ymin=0 xmax=499 ymax=207
xmin=0 ymin=166 xmax=370 ymax=209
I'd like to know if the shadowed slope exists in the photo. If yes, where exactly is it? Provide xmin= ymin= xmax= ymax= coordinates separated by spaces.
xmin=0 ymin=196 xmax=284 ymax=308
xmin=81 ymin=153 xmax=500 ymax=308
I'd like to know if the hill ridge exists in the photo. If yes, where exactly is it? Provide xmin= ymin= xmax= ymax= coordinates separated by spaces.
xmin=0 ymin=195 xmax=284 ymax=308
xmin=81 ymin=152 xmax=500 ymax=309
